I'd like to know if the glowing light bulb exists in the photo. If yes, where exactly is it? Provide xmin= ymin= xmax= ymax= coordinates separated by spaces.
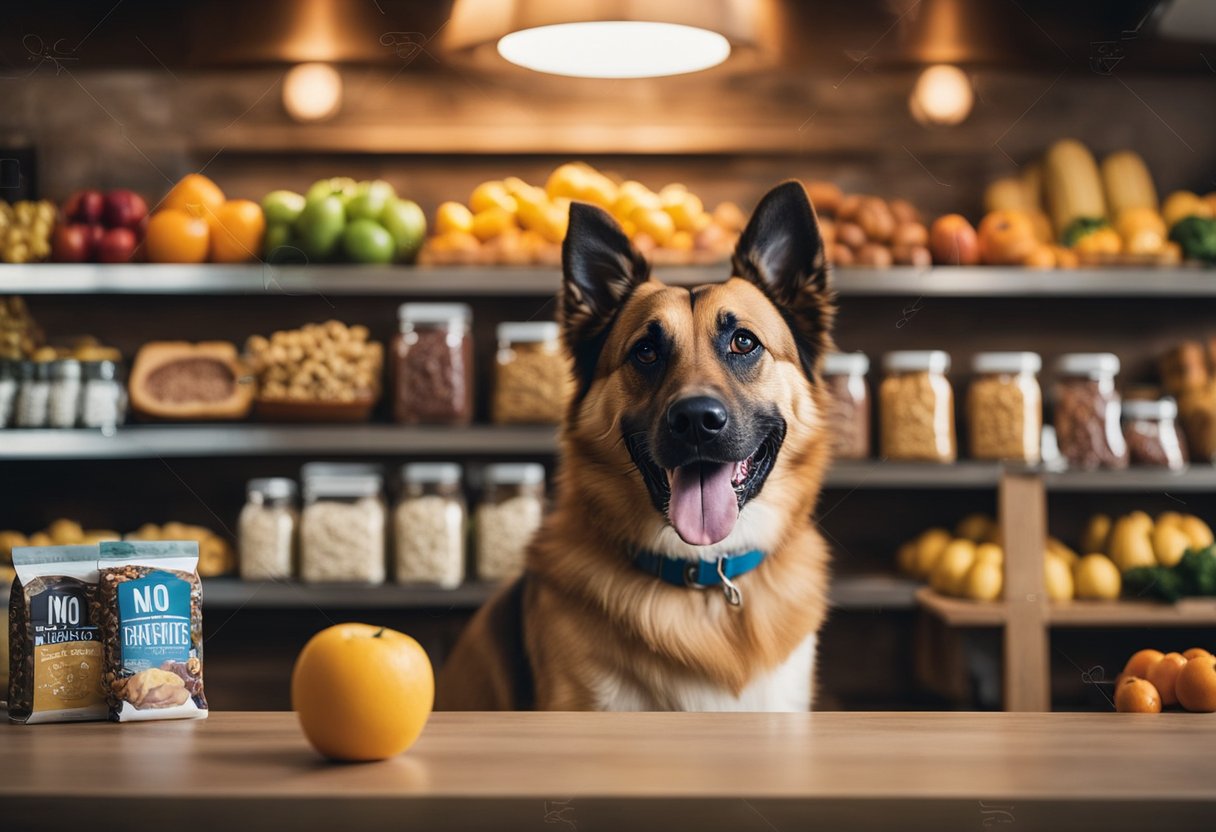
xmin=497 ymin=21 xmax=731 ymax=78
xmin=909 ymin=64 xmax=973 ymax=126
xmin=282 ymin=62 xmax=343 ymax=122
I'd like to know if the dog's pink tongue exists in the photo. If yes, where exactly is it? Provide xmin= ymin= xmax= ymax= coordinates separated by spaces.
xmin=667 ymin=462 xmax=739 ymax=546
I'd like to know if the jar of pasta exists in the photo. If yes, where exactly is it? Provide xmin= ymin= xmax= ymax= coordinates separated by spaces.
xmin=1122 ymin=397 xmax=1186 ymax=470
xmin=299 ymin=463 xmax=386 ymax=583
xmin=1053 ymin=353 xmax=1128 ymax=470
xmin=967 ymin=352 xmax=1042 ymax=462
xmin=239 ymin=477 xmax=298 ymax=581
xmin=822 ymin=352 xmax=871 ymax=459
xmin=475 ymin=463 xmax=545 ymax=582
xmin=880 ymin=351 xmax=956 ymax=463
xmin=493 ymin=322 xmax=571 ymax=424
xmin=391 ymin=303 xmax=473 ymax=425
xmin=394 ymin=462 xmax=466 ymax=588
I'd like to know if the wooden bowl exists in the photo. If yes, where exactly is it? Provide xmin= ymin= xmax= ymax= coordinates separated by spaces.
xmin=253 ymin=394 xmax=378 ymax=423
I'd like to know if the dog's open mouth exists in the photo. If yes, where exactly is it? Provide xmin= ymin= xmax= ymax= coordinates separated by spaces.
xmin=625 ymin=423 xmax=785 ymax=547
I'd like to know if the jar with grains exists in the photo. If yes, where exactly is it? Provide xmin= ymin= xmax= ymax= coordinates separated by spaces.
xmin=239 ymin=477 xmax=298 ymax=580
xmin=0 ymin=360 xmax=17 ymax=428
xmin=14 ymin=360 xmax=50 ymax=428
xmin=80 ymin=359 xmax=126 ymax=432
xmin=299 ymin=463 xmax=386 ymax=583
xmin=47 ymin=358 xmax=82 ymax=428
xmin=493 ymin=321 xmax=572 ymax=425
xmin=822 ymin=352 xmax=871 ymax=459
xmin=1053 ymin=353 xmax=1128 ymax=470
xmin=476 ymin=463 xmax=545 ymax=582
xmin=967 ymin=352 xmax=1042 ymax=463
xmin=880 ymin=351 xmax=956 ymax=462
xmin=394 ymin=462 xmax=466 ymax=588
xmin=1122 ymin=398 xmax=1187 ymax=470
xmin=392 ymin=303 xmax=473 ymax=425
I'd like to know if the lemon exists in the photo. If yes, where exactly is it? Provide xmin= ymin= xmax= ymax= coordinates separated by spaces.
xmin=974 ymin=542 xmax=1004 ymax=565
xmin=963 ymin=560 xmax=1003 ymax=601
xmin=1074 ymin=554 xmax=1121 ymax=600
xmin=912 ymin=528 xmax=953 ymax=578
xmin=930 ymin=539 xmax=976 ymax=597
xmin=1044 ymin=555 xmax=1074 ymax=602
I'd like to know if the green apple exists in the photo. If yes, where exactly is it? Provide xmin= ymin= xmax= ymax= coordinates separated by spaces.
xmin=261 ymin=190 xmax=305 ymax=225
xmin=380 ymin=198 xmax=427 ymax=262
xmin=305 ymin=177 xmax=359 ymax=205
xmin=296 ymin=195 xmax=346 ymax=261
xmin=346 ymin=180 xmax=396 ymax=221
xmin=342 ymin=218 xmax=395 ymax=264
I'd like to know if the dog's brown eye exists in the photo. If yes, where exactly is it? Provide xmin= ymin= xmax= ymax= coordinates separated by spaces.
xmin=633 ymin=340 xmax=659 ymax=365
xmin=730 ymin=330 xmax=759 ymax=355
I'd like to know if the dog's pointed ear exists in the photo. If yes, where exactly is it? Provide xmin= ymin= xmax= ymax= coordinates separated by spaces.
xmin=560 ymin=202 xmax=651 ymax=384
xmin=732 ymin=181 xmax=836 ymax=376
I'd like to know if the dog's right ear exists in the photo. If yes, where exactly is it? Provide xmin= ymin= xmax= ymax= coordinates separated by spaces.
xmin=560 ymin=202 xmax=651 ymax=389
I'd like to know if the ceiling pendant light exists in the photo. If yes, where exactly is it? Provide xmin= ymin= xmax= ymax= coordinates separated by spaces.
xmin=446 ymin=0 xmax=768 ymax=79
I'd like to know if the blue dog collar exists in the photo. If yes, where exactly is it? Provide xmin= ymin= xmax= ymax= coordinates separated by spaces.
xmin=632 ymin=549 xmax=765 ymax=607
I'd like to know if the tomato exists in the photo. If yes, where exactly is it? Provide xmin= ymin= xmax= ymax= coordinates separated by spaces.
xmin=209 ymin=199 xmax=266 ymax=263
xmin=145 ymin=209 xmax=210 ymax=263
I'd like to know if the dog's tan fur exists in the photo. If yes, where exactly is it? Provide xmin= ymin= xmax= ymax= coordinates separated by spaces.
xmin=439 ymin=182 xmax=835 ymax=711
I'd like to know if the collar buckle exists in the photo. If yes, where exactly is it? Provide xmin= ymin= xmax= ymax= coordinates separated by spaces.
xmin=717 ymin=558 xmax=744 ymax=607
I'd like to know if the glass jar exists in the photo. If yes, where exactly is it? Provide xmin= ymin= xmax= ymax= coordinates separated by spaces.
xmin=476 ymin=463 xmax=545 ymax=582
xmin=1122 ymin=398 xmax=1187 ymax=470
xmin=80 ymin=360 xmax=126 ymax=432
xmin=493 ymin=321 xmax=571 ymax=425
xmin=394 ymin=462 xmax=466 ymax=588
xmin=47 ymin=358 xmax=82 ymax=428
xmin=239 ymin=478 xmax=298 ymax=581
xmin=967 ymin=352 xmax=1043 ymax=463
xmin=0 ymin=360 xmax=17 ymax=428
xmin=299 ymin=463 xmax=386 ymax=583
xmin=822 ymin=352 xmax=871 ymax=459
xmin=880 ymin=351 xmax=956 ymax=463
xmin=1053 ymin=353 xmax=1128 ymax=470
xmin=14 ymin=360 xmax=50 ymax=428
xmin=392 ymin=303 xmax=473 ymax=425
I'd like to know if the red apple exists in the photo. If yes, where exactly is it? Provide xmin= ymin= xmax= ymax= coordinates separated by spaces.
xmin=63 ymin=189 xmax=104 ymax=224
xmin=85 ymin=224 xmax=105 ymax=256
xmin=103 ymin=189 xmax=148 ymax=231
xmin=51 ymin=224 xmax=96 ymax=263
xmin=97 ymin=227 xmax=138 ymax=263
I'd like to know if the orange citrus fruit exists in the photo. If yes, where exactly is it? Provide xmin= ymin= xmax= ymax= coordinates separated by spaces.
xmin=1176 ymin=655 xmax=1216 ymax=713
xmin=209 ymin=199 xmax=266 ymax=263
xmin=1183 ymin=647 xmax=1213 ymax=661
xmin=292 ymin=623 xmax=434 ymax=762
xmin=145 ymin=209 xmax=210 ymax=263
xmin=1114 ymin=676 xmax=1161 ymax=713
xmin=1122 ymin=648 xmax=1165 ymax=680
xmin=162 ymin=173 xmax=226 ymax=219
xmin=1146 ymin=652 xmax=1188 ymax=707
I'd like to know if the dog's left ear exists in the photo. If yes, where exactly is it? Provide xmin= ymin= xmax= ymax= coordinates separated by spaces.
xmin=732 ymin=181 xmax=836 ymax=376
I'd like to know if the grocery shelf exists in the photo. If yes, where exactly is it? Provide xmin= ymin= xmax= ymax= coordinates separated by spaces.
xmin=916 ymin=587 xmax=1007 ymax=626
xmin=2 ymin=263 xmax=1214 ymax=297
xmin=829 ymin=573 xmax=921 ymax=610
xmin=916 ymin=587 xmax=1216 ymax=628
xmin=1044 ymin=466 xmax=1216 ymax=492
xmin=825 ymin=460 xmax=1002 ymax=489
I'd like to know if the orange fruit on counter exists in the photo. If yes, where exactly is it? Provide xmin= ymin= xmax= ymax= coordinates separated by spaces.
xmin=209 ymin=199 xmax=266 ymax=263
xmin=1114 ymin=676 xmax=1161 ymax=713
xmin=145 ymin=209 xmax=210 ymax=263
xmin=977 ymin=210 xmax=1037 ymax=265
xmin=1145 ymin=652 xmax=1188 ymax=707
xmin=292 ymin=623 xmax=434 ymax=762
xmin=1182 ymin=647 xmax=1212 ymax=661
xmin=162 ymin=173 xmax=226 ymax=219
xmin=1175 ymin=655 xmax=1216 ymax=713
xmin=1122 ymin=648 xmax=1165 ymax=680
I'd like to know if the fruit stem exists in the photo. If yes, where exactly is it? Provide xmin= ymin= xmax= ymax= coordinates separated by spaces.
xmin=373 ymin=626 xmax=386 ymax=638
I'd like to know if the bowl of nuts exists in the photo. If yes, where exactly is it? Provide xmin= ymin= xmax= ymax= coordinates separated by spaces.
xmin=244 ymin=320 xmax=383 ymax=423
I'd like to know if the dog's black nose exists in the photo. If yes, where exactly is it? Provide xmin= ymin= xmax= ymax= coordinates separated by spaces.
xmin=667 ymin=396 xmax=729 ymax=443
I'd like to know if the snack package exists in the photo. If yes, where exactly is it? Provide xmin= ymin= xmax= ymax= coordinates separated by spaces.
xmin=97 ymin=540 xmax=208 ymax=722
xmin=8 ymin=545 xmax=108 ymax=724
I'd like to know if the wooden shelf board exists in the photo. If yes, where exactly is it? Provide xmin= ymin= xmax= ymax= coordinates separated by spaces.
xmin=916 ymin=587 xmax=1216 ymax=628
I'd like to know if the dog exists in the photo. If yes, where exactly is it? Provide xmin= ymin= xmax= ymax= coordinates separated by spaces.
xmin=438 ymin=181 xmax=836 ymax=711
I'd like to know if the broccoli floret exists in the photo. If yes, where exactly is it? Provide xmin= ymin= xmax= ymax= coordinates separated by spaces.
xmin=1122 ymin=566 xmax=1184 ymax=602
xmin=1168 ymin=216 xmax=1216 ymax=264
xmin=1177 ymin=546 xmax=1216 ymax=596
xmin=1061 ymin=217 xmax=1110 ymax=247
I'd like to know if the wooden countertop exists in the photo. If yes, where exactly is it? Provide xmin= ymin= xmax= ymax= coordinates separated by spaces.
xmin=4 ymin=711 xmax=1213 ymax=831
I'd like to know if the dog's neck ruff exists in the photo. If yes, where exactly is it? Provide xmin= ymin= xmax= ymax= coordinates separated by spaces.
xmin=632 ymin=549 xmax=765 ymax=608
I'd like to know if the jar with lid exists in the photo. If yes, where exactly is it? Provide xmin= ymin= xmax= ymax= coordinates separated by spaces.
xmin=239 ymin=478 xmax=298 ymax=581
xmin=47 ymin=359 xmax=82 ymax=428
xmin=0 ymin=360 xmax=17 ymax=428
xmin=879 ymin=351 xmax=956 ymax=463
xmin=1053 ymin=353 xmax=1128 ymax=470
xmin=14 ymin=360 xmax=50 ymax=428
xmin=493 ymin=321 xmax=571 ymax=425
xmin=1122 ymin=398 xmax=1186 ymax=470
xmin=394 ymin=462 xmax=466 ymax=588
xmin=822 ymin=352 xmax=871 ymax=459
xmin=299 ymin=463 xmax=386 ymax=583
xmin=476 ymin=463 xmax=545 ymax=581
xmin=967 ymin=352 xmax=1043 ymax=462
xmin=80 ymin=360 xmax=126 ymax=432
xmin=392 ymin=303 xmax=473 ymax=425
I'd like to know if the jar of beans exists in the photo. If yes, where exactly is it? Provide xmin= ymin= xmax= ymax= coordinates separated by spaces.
xmin=880 ymin=351 xmax=956 ymax=463
xmin=493 ymin=322 xmax=571 ymax=425
xmin=1052 ymin=353 xmax=1128 ymax=470
xmin=239 ymin=477 xmax=298 ymax=581
xmin=822 ymin=352 xmax=871 ymax=459
xmin=392 ymin=303 xmax=473 ymax=425
xmin=475 ymin=463 xmax=545 ymax=582
xmin=299 ymin=463 xmax=386 ymax=583
xmin=967 ymin=352 xmax=1042 ymax=463
xmin=394 ymin=462 xmax=466 ymax=588
xmin=1122 ymin=397 xmax=1187 ymax=470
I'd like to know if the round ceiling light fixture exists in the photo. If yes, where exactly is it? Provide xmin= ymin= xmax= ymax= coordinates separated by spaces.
xmin=909 ymin=64 xmax=973 ymax=126
xmin=282 ymin=62 xmax=343 ymax=122
xmin=496 ymin=21 xmax=731 ymax=78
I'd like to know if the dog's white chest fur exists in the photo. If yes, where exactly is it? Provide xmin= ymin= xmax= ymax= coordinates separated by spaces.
xmin=594 ymin=633 xmax=816 ymax=712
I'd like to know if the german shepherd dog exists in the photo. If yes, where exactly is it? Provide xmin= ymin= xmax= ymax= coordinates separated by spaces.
xmin=439 ymin=181 xmax=835 ymax=711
